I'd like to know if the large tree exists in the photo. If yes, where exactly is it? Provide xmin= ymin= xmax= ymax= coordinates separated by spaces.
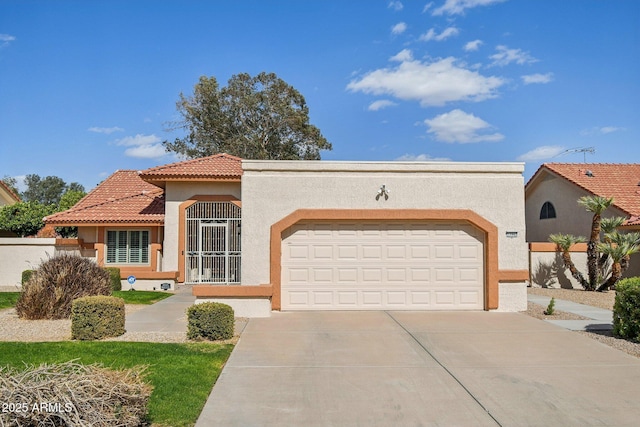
xmin=163 ymin=72 xmax=332 ymax=160
xmin=21 ymin=174 xmax=85 ymax=206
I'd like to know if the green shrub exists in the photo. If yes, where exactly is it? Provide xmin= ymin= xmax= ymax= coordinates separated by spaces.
xmin=21 ymin=269 xmax=34 ymax=285
xmin=15 ymin=254 xmax=112 ymax=320
xmin=613 ymin=277 xmax=640 ymax=341
xmin=544 ymin=297 xmax=556 ymax=315
xmin=187 ymin=302 xmax=234 ymax=341
xmin=71 ymin=295 xmax=125 ymax=340
xmin=104 ymin=267 xmax=122 ymax=291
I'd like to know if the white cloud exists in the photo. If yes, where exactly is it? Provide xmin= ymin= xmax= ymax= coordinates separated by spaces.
xmin=388 ymin=1 xmax=403 ymax=11
xmin=0 ymin=33 xmax=16 ymax=48
xmin=599 ymin=126 xmax=624 ymax=134
xmin=390 ymin=49 xmax=413 ymax=62
xmin=422 ymin=2 xmax=434 ymax=13
xmin=420 ymin=27 xmax=459 ymax=42
xmin=396 ymin=153 xmax=451 ymax=161
xmin=464 ymin=39 xmax=483 ymax=51
xmin=433 ymin=0 xmax=507 ymax=16
xmin=521 ymin=73 xmax=553 ymax=84
xmin=490 ymin=45 xmax=538 ymax=67
xmin=516 ymin=145 xmax=565 ymax=162
xmin=391 ymin=22 xmax=407 ymax=35
xmin=124 ymin=144 xmax=168 ymax=159
xmin=88 ymin=126 xmax=124 ymax=134
xmin=347 ymin=51 xmax=504 ymax=107
xmin=424 ymin=109 xmax=504 ymax=143
xmin=114 ymin=134 xmax=166 ymax=158
xmin=368 ymin=100 xmax=398 ymax=111
xmin=581 ymin=126 xmax=625 ymax=136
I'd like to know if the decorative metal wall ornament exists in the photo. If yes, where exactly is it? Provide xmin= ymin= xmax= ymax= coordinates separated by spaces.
xmin=376 ymin=184 xmax=390 ymax=201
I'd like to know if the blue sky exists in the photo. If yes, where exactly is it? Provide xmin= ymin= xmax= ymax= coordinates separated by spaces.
xmin=1 ymin=0 xmax=638 ymax=193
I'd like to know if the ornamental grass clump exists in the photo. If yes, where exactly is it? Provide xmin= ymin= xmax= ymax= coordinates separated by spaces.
xmin=0 ymin=361 xmax=151 ymax=427
xmin=15 ymin=254 xmax=112 ymax=320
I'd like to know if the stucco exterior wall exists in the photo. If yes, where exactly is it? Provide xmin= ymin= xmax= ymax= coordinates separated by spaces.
xmin=530 ymin=247 xmax=640 ymax=288
xmin=241 ymin=161 xmax=528 ymax=287
xmin=525 ymin=174 xmax=627 ymax=242
xmin=163 ymin=181 xmax=241 ymax=273
xmin=0 ymin=238 xmax=57 ymax=287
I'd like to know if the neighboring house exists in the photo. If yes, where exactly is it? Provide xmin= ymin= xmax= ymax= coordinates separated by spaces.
xmin=0 ymin=180 xmax=21 ymax=237
xmin=526 ymin=163 xmax=640 ymax=287
xmin=0 ymin=180 xmax=20 ymax=207
xmin=45 ymin=154 xmax=530 ymax=316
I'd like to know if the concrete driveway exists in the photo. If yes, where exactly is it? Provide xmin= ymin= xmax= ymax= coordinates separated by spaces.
xmin=197 ymin=311 xmax=640 ymax=426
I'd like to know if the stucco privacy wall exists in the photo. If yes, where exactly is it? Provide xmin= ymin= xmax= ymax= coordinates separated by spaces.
xmin=530 ymin=243 xmax=640 ymax=288
xmin=162 ymin=181 xmax=241 ymax=274
xmin=0 ymin=238 xmax=82 ymax=287
xmin=241 ymin=160 xmax=529 ymax=311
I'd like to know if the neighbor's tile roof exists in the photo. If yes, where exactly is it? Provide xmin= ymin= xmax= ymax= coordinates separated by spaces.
xmin=0 ymin=180 xmax=20 ymax=203
xmin=44 ymin=170 xmax=164 ymax=225
xmin=139 ymin=153 xmax=242 ymax=187
xmin=529 ymin=163 xmax=640 ymax=217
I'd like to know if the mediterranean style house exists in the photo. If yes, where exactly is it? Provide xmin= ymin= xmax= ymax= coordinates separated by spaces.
xmin=526 ymin=163 xmax=640 ymax=287
xmin=45 ymin=154 xmax=530 ymax=316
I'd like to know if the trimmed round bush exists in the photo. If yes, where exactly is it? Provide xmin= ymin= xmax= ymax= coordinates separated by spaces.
xmin=72 ymin=295 xmax=126 ymax=340
xmin=15 ymin=254 xmax=112 ymax=320
xmin=187 ymin=302 xmax=234 ymax=341
xmin=104 ymin=267 xmax=122 ymax=291
xmin=613 ymin=277 xmax=640 ymax=341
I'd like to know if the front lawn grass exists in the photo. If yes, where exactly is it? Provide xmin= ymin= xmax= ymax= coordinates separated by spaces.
xmin=0 ymin=290 xmax=171 ymax=309
xmin=113 ymin=290 xmax=173 ymax=305
xmin=0 ymin=341 xmax=233 ymax=427
xmin=0 ymin=292 xmax=20 ymax=309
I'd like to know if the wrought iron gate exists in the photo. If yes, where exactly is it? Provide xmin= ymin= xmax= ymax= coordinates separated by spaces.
xmin=185 ymin=201 xmax=241 ymax=284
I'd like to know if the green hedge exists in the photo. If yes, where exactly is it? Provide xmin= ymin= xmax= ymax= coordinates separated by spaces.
xmin=613 ymin=277 xmax=640 ymax=342
xmin=71 ymin=296 xmax=125 ymax=340
xmin=104 ymin=267 xmax=122 ymax=291
xmin=187 ymin=302 xmax=234 ymax=341
xmin=21 ymin=270 xmax=34 ymax=285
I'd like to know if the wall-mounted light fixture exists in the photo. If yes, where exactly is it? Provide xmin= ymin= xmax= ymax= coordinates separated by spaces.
xmin=376 ymin=184 xmax=390 ymax=201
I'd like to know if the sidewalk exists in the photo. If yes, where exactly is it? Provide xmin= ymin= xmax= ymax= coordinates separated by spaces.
xmin=527 ymin=293 xmax=614 ymax=331
xmin=125 ymin=285 xmax=195 ymax=333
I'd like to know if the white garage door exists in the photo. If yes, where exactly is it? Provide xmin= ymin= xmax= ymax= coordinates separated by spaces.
xmin=281 ymin=221 xmax=485 ymax=310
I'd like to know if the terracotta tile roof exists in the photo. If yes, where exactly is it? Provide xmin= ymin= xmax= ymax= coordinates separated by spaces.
xmin=0 ymin=180 xmax=21 ymax=203
xmin=528 ymin=163 xmax=640 ymax=217
xmin=44 ymin=170 xmax=164 ymax=225
xmin=139 ymin=153 xmax=242 ymax=187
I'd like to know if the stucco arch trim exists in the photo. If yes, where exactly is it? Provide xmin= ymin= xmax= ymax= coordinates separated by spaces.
xmin=270 ymin=209 xmax=501 ymax=311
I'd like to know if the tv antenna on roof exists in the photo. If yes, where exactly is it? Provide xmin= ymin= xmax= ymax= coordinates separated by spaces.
xmin=556 ymin=147 xmax=595 ymax=163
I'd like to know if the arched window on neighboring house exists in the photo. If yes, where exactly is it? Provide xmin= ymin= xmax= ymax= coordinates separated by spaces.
xmin=540 ymin=201 xmax=556 ymax=219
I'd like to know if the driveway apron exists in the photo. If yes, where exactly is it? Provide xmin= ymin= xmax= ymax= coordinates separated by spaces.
xmin=197 ymin=311 xmax=640 ymax=427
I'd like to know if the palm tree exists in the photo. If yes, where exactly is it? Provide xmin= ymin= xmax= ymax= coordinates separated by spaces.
xmin=607 ymin=231 xmax=640 ymax=276
xmin=599 ymin=217 xmax=626 ymax=271
xmin=549 ymin=233 xmax=588 ymax=288
xmin=596 ymin=238 xmax=640 ymax=291
xmin=578 ymin=196 xmax=614 ymax=290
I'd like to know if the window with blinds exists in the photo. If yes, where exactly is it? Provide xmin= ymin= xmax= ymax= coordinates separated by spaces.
xmin=106 ymin=230 xmax=150 ymax=264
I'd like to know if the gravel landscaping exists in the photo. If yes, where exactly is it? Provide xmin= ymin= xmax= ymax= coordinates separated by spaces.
xmin=526 ymin=287 xmax=640 ymax=359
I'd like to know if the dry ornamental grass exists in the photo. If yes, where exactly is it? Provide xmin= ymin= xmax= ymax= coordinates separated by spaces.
xmin=0 ymin=361 xmax=151 ymax=426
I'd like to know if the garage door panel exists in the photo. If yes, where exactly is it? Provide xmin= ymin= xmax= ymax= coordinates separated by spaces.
xmin=281 ymin=221 xmax=484 ymax=310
